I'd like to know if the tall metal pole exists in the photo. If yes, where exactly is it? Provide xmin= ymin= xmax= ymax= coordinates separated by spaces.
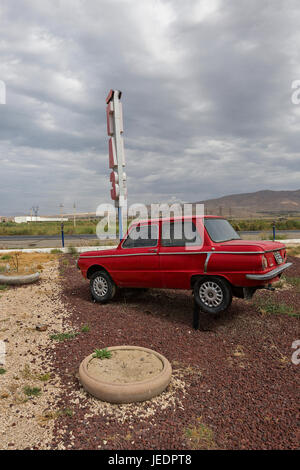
xmin=106 ymin=90 xmax=127 ymax=241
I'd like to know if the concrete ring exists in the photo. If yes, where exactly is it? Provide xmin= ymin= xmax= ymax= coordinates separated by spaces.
xmin=79 ymin=345 xmax=172 ymax=404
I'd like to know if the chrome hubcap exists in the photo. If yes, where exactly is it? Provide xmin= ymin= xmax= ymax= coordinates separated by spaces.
xmin=93 ymin=276 xmax=108 ymax=297
xmin=199 ymin=281 xmax=223 ymax=308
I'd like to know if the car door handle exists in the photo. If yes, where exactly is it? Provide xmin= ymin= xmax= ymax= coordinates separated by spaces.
xmin=148 ymin=249 xmax=158 ymax=253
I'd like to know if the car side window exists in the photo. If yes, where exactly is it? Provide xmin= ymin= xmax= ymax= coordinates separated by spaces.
xmin=161 ymin=221 xmax=202 ymax=247
xmin=122 ymin=224 xmax=159 ymax=248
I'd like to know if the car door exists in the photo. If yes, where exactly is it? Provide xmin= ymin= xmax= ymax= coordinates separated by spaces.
xmin=113 ymin=222 xmax=162 ymax=288
xmin=159 ymin=218 xmax=207 ymax=289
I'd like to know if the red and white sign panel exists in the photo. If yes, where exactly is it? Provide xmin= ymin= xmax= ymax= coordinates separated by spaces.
xmin=106 ymin=89 xmax=127 ymax=207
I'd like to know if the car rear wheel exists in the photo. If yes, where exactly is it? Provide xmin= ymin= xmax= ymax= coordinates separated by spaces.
xmin=193 ymin=277 xmax=232 ymax=315
xmin=90 ymin=271 xmax=116 ymax=303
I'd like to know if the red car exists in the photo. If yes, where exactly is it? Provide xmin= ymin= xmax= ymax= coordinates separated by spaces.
xmin=77 ymin=216 xmax=292 ymax=315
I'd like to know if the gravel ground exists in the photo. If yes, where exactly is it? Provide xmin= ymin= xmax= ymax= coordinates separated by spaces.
xmin=45 ymin=255 xmax=299 ymax=450
xmin=0 ymin=260 xmax=70 ymax=450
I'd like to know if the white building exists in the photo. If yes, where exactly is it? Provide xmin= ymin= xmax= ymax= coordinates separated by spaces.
xmin=14 ymin=216 xmax=69 ymax=224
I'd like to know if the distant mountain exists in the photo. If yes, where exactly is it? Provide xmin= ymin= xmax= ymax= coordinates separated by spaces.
xmin=197 ymin=189 xmax=300 ymax=218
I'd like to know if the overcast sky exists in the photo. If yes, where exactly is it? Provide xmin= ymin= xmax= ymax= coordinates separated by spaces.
xmin=0 ymin=0 xmax=299 ymax=215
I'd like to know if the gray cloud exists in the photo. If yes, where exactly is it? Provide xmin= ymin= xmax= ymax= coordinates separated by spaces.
xmin=0 ymin=0 xmax=299 ymax=215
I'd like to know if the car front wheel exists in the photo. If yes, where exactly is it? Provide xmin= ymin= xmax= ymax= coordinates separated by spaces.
xmin=193 ymin=277 xmax=232 ymax=315
xmin=90 ymin=271 xmax=116 ymax=303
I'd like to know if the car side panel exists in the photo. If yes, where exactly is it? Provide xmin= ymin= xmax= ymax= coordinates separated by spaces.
xmin=106 ymin=248 xmax=162 ymax=287
xmin=159 ymin=248 xmax=208 ymax=289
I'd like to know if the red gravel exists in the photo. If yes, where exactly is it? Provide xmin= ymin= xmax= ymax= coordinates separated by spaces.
xmin=47 ymin=255 xmax=299 ymax=450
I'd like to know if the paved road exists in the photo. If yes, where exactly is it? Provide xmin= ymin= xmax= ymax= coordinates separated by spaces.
xmin=1 ymin=230 xmax=300 ymax=242
xmin=0 ymin=234 xmax=97 ymax=241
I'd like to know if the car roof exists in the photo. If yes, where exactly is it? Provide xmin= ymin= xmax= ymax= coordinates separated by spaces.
xmin=133 ymin=215 xmax=224 ymax=225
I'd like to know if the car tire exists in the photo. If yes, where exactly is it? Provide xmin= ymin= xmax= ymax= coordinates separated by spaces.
xmin=90 ymin=271 xmax=116 ymax=303
xmin=193 ymin=276 xmax=232 ymax=315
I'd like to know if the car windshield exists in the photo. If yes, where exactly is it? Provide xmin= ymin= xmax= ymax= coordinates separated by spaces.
xmin=204 ymin=218 xmax=240 ymax=243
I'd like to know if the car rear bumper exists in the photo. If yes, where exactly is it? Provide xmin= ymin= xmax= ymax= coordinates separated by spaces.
xmin=245 ymin=262 xmax=292 ymax=281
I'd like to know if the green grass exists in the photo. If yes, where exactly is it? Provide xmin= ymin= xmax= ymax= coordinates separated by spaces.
xmin=0 ymin=266 xmax=6 ymax=273
xmin=185 ymin=419 xmax=217 ymax=450
xmin=38 ymin=373 xmax=51 ymax=382
xmin=0 ymin=255 xmax=11 ymax=261
xmin=61 ymin=408 xmax=73 ymax=417
xmin=0 ymin=285 xmax=8 ymax=291
xmin=93 ymin=348 xmax=112 ymax=359
xmin=23 ymin=386 xmax=42 ymax=397
xmin=50 ymin=249 xmax=63 ymax=254
xmin=231 ymin=218 xmax=300 ymax=232
xmin=255 ymin=298 xmax=298 ymax=317
xmin=286 ymin=276 xmax=300 ymax=292
xmin=261 ymin=234 xmax=287 ymax=240
xmin=50 ymin=332 xmax=79 ymax=342
xmin=0 ymin=220 xmax=100 ymax=237
xmin=0 ymin=368 xmax=6 ymax=375
xmin=81 ymin=325 xmax=90 ymax=333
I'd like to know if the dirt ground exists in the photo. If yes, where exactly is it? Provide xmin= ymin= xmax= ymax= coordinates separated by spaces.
xmin=0 ymin=252 xmax=56 ymax=276
xmin=87 ymin=350 xmax=164 ymax=384
xmin=0 ymin=254 xmax=299 ymax=450
xmin=0 ymin=258 xmax=72 ymax=449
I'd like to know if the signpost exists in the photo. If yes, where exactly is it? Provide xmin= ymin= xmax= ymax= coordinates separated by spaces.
xmin=106 ymin=90 xmax=127 ymax=240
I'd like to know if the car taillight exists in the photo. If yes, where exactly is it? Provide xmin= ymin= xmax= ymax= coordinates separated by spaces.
xmin=262 ymin=255 xmax=268 ymax=270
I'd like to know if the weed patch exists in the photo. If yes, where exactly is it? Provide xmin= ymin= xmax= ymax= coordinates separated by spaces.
xmin=185 ymin=418 xmax=217 ymax=450
xmin=23 ymin=386 xmax=42 ymax=397
xmin=93 ymin=348 xmax=112 ymax=359
xmin=50 ymin=331 xmax=79 ymax=342
xmin=81 ymin=325 xmax=90 ymax=333
xmin=255 ymin=298 xmax=298 ymax=317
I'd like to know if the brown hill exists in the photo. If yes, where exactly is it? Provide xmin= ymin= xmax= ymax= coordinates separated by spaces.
xmin=197 ymin=189 xmax=300 ymax=218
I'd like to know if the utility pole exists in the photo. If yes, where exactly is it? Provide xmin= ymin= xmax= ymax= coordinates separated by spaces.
xmin=31 ymin=206 xmax=39 ymax=221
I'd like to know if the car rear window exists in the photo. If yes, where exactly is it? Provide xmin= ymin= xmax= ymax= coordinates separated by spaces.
xmin=204 ymin=218 xmax=240 ymax=243
xmin=122 ymin=224 xmax=158 ymax=248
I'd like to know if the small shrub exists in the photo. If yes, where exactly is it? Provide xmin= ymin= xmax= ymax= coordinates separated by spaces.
xmin=0 ymin=266 xmax=6 ymax=273
xmin=38 ymin=373 xmax=51 ymax=382
xmin=1 ymin=255 xmax=11 ymax=261
xmin=23 ymin=386 xmax=41 ymax=397
xmin=93 ymin=348 xmax=112 ymax=359
xmin=68 ymin=246 xmax=78 ymax=255
xmin=61 ymin=408 xmax=73 ymax=417
xmin=0 ymin=368 xmax=6 ymax=375
xmin=50 ymin=249 xmax=63 ymax=254
xmin=81 ymin=325 xmax=90 ymax=333
xmin=0 ymin=285 xmax=8 ymax=291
